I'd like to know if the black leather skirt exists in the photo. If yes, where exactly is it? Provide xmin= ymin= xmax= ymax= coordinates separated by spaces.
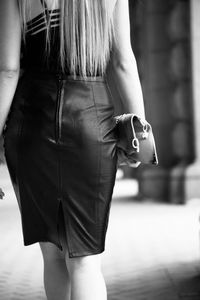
xmin=3 ymin=71 xmax=117 ymax=258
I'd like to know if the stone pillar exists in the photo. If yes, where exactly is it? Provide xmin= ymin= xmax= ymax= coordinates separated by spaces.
xmin=168 ymin=0 xmax=194 ymax=203
xmin=136 ymin=0 xmax=195 ymax=203
xmin=137 ymin=0 xmax=174 ymax=201
xmin=183 ymin=0 xmax=200 ymax=200
xmin=167 ymin=0 xmax=193 ymax=204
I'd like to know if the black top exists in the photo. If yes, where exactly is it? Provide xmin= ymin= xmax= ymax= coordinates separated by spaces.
xmin=22 ymin=1 xmax=102 ymax=76
xmin=22 ymin=7 xmax=61 ymax=74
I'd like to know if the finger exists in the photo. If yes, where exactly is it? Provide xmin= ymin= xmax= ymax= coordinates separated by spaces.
xmin=128 ymin=161 xmax=141 ymax=168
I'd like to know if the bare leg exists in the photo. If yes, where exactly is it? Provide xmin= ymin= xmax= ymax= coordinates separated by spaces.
xmin=66 ymin=253 xmax=107 ymax=300
xmin=39 ymin=242 xmax=71 ymax=300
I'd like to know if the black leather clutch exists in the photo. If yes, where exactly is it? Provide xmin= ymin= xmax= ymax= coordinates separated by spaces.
xmin=114 ymin=114 xmax=158 ymax=166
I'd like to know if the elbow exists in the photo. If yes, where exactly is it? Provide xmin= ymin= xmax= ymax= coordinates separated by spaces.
xmin=112 ymin=59 xmax=130 ymax=72
xmin=0 ymin=68 xmax=20 ymax=79
xmin=112 ymin=52 xmax=137 ymax=73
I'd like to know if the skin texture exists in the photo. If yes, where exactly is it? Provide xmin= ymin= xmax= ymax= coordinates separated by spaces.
xmin=111 ymin=0 xmax=145 ymax=118
xmin=0 ymin=0 xmax=21 ymax=137
xmin=0 ymin=0 xmax=145 ymax=299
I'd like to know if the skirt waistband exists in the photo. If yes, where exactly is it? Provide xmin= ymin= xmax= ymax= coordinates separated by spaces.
xmin=23 ymin=70 xmax=105 ymax=82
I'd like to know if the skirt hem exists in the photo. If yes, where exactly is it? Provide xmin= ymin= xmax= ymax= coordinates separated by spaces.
xmin=24 ymin=239 xmax=105 ymax=258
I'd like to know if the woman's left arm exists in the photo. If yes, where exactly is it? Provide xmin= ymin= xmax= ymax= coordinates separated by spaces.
xmin=110 ymin=0 xmax=145 ymax=119
xmin=0 ymin=0 xmax=21 ymax=136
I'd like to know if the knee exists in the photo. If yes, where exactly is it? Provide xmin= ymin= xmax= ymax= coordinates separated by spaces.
xmin=67 ymin=254 xmax=102 ymax=276
xmin=39 ymin=242 xmax=65 ymax=262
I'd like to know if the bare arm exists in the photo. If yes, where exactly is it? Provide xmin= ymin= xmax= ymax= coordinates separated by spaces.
xmin=111 ymin=0 xmax=145 ymax=119
xmin=0 ymin=0 xmax=21 ymax=135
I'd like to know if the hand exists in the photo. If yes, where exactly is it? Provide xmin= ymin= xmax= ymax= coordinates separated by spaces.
xmin=0 ymin=188 xmax=5 ymax=200
xmin=128 ymin=161 xmax=141 ymax=168
xmin=117 ymin=149 xmax=141 ymax=168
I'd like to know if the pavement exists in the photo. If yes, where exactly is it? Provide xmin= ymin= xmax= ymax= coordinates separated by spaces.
xmin=0 ymin=165 xmax=200 ymax=300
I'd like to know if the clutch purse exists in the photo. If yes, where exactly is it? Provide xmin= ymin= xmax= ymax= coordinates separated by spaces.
xmin=114 ymin=114 xmax=158 ymax=166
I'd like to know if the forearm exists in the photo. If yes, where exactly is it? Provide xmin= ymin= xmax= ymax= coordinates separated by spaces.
xmin=112 ymin=54 xmax=145 ymax=119
xmin=0 ymin=70 xmax=20 ymax=135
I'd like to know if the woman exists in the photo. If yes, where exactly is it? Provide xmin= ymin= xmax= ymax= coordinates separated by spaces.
xmin=0 ymin=0 xmax=145 ymax=299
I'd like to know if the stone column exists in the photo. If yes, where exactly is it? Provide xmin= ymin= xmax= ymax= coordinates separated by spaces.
xmin=168 ymin=0 xmax=193 ymax=204
xmin=138 ymin=0 xmax=174 ymax=201
xmin=137 ymin=0 xmax=195 ymax=203
xmin=183 ymin=0 xmax=200 ymax=200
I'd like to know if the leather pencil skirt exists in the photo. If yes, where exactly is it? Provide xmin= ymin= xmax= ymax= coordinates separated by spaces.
xmin=3 ymin=71 xmax=118 ymax=258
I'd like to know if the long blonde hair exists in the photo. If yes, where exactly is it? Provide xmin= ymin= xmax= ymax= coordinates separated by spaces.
xmin=18 ymin=0 xmax=114 ymax=77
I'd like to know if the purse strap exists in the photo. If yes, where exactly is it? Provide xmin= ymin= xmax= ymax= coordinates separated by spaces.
xmin=115 ymin=114 xmax=149 ymax=153
xmin=131 ymin=115 xmax=150 ymax=152
xmin=130 ymin=115 xmax=140 ymax=152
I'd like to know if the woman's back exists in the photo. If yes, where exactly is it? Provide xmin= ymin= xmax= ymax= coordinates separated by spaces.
xmin=22 ymin=1 xmax=61 ymax=73
xmin=26 ymin=0 xmax=59 ymax=20
xmin=20 ymin=0 xmax=117 ymax=76
xmin=25 ymin=0 xmax=116 ymax=25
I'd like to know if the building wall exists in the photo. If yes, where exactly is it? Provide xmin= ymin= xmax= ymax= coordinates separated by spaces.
xmin=129 ymin=0 xmax=193 ymax=202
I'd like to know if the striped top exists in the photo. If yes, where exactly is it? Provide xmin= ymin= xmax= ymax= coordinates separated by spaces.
xmin=22 ymin=8 xmax=61 ymax=73
xmin=26 ymin=9 xmax=60 ymax=36
xmin=22 ymin=3 xmax=100 ymax=76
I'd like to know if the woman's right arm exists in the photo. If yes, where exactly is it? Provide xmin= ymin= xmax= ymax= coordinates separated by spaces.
xmin=0 ymin=0 xmax=21 ymax=136
xmin=111 ymin=0 xmax=145 ymax=119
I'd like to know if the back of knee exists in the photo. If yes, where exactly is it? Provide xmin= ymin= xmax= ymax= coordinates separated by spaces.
xmin=67 ymin=254 xmax=101 ymax=275
xmin=40 ymin=242 xmax=65 ymax=262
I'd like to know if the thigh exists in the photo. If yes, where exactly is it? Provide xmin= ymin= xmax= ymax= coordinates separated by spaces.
xmin=39 ymin=208 xmax=68 ymax=261
xmin=66 ymin=253 xmax=102 ymax=275
xmin=40 ymin=242 xmax=68 ymax=261
xmin=40 ymin=242 xmax=64 ymax=259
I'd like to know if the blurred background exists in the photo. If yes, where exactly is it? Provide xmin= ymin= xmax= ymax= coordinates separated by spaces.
xmin=0 ymin=0 xmax=200 ymax=299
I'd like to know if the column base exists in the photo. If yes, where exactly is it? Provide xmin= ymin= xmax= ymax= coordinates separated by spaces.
xmin=184 ymin=161 xmax=200 ymax=200
xmin=169 ymin=162 xmax=200 ymax=204
xmin=169 ymin=164 xmax=187 ymax=204
xmin=138 ymin=167 xmax=169 ymax=201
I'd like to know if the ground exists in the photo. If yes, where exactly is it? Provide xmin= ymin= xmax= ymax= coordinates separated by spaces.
xmin=0 ymin=165 xmax=200 ymax=300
